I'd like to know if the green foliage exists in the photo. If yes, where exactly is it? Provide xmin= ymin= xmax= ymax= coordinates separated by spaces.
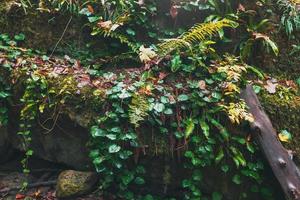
xmin=0 ymin=33 xmax=27 ymax=126
xmin=237 ymin=15 xmax=279 ymax=61
xmin=0 ymin=0 xmax=287 ymax=198
xmin=158 ymin=19 xmax=238 ymax=55
xmin=277 ymin=0 xmax=300 ymax=37
xmin=129 ymin=94 xmax=149 ymax=128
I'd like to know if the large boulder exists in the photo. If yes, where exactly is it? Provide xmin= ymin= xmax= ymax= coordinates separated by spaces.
xmin=56 ymin=170 xmax=98 ymax=199
xmin=8 ymin=113 xmax=93 ymax=170
xmin=0 ymin=126 xmax=13 ymax=163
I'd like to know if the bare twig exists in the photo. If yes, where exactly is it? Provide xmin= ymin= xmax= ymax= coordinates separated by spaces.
xmin=50 ymin=16 xmax=73 ymax=57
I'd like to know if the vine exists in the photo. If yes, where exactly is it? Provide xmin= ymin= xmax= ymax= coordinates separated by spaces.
xmin=0 ymin=0 xmax=289 ymax=198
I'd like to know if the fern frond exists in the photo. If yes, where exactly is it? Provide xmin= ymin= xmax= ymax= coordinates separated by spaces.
xmin=158 ymin=19 xmax=238 ymax=55
xmin=129 ymin=94 xmax=149 ymax=128
xmin=96 ymin=29 xmax=139 ymax=53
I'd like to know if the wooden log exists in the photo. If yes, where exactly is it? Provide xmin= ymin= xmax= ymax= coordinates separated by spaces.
xmin=241 ymin=85 xmax=300 ymax=200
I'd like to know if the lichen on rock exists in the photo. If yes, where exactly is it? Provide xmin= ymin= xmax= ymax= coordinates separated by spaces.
xmin=56 ymin=170 xmax=98 ymax=199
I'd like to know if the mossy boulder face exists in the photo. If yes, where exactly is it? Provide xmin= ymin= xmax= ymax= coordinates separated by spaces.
xmin=259 ymin=88 xmax=300 ymax=161
xmin=56 ymin=170 xmax=98 ymax=199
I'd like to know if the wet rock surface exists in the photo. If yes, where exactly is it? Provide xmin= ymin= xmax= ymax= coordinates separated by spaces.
xmin=7 ymin=113 xmax=92 ymax=170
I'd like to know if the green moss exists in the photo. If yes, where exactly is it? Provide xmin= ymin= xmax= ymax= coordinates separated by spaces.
xmin=259 ymin=86 xmax=300 ymax=160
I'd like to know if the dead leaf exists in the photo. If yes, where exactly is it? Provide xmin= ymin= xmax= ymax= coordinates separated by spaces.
xmin=158 ymin=72 xmax=168 ymax=80
xmin=264 ymin=80 xmax=277 ymax=94
xmin=198 ymin=80 xmax=206 ymax=90
xmin=139 ymin=45 xmax=157 ymax=63
xmin=253 ymin=32 xmax=270 ymax=40
xmin=137 ymin=0 xmax=144 ymax=6
xmin=97 ymin=20 xmax=113 ymax=30
xmin=238 ymin=3 xmax=245 ymax=12
xmin=170 ymin=5 xmax=178 ymax=19
xmin=278 ymin=130 xmax=292 ymax=142
xmin=87 ymin=5 xmax=94 ymax=14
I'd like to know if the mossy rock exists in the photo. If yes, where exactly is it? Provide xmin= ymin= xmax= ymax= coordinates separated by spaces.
xmin=259 ymin=88 xmax=300 ymax=162
xmin=56 ymin=170 xmax=98 ymax=199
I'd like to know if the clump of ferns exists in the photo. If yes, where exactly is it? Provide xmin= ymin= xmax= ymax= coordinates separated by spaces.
xmin=157 ymin=19 xmax=239 ymax=56
xmin=277 ymin=0 xmax=300 ymax=37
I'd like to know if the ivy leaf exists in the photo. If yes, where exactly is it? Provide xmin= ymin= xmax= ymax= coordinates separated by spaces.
xmin=154 ymin=103 xmax=165 ymax=113
xmin=88 ymin=16 xmax=101 ymax=23
xmin=121 ymin=172 xmax=134 ymax=185
xmin=79 ymin=8 xmax=92 ymax=16
xmin=199 ymin=117 xmax=209 ymax=138
xmin=185 ymin=118 xmax=195 ymax=138
xmin=14 ymin=33 xmax=25 ymax=41
xmin=106 ymin=134 xmax=117 ymax=140
xmin=278 ymin=130 xmax=292 ymax=142
xmin=252 ymin=85 xmax=261 ymax=94
xmin=171 ymin=55 xmax=182 ymax=72
xmin=192 ymin=170 xmax=202 ymax=181
xmin=119 ymin=151 xmax=133 ymax=159
xmin=26 ymin=150 xmax=33 ymax=156
xmin=182 ymin=179 xmax=192 ymax=188
xmin=212 ymin=192 xmax=223 ymax=200
xmin=221 ymin=165 xmax=229 ymax=173
xmin=215 ymin=148 xmax=224 ymax=163
xmin=296 ymin=77 xmax=300 ymax=87
xmin=93 ymin=157 xmax=105 ymax=165
xmin=164 ymin=108 xmax=173 ymax=115
xmin=0 ymin=91 xmax=10 ymax=98
xmin=232 ymin=174 xmax=242 ymax=185
xmin=109 ymin=144 xmax=121 ymax=153
xmin=126 ymin=28 xmax=136 ymax=36
xmin=230 ymin=147 xmax=246 ymax=167
xmin=91 ymin=126 xmax=105 ymax=137
xmin=177 ymin=94 xmax=189 ymax=102
xmin=134 ymin=177 xmax=145 ymax=185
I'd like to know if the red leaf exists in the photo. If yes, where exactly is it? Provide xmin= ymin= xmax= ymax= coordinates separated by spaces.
xmin=170 ymin=5 xmax=178 ymax=19
xmin=16 ymin=194 xmax=26 ymax=199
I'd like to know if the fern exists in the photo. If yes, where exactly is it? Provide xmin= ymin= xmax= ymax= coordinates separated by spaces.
xmin=277 ymin=0 xmax=300 ymax=36
xmin=129 ymin=94 xmax=149 ymax=128
xmin=92 ymin=28 xmax=139 ymax=53
xmin=158 ymin=19 xmax=238 ymax=55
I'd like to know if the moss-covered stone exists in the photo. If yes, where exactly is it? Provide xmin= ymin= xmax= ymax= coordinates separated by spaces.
xmin=259 ymin=86 xmax=300 ymax=161
xmin=56 ymin=170 xmax=98 ymax=199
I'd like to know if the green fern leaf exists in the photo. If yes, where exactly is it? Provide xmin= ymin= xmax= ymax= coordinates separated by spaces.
xmin=158 ymin=19 xmax=238 ymax=55
xmin=129 ymin=94 xmax=149 ymax=128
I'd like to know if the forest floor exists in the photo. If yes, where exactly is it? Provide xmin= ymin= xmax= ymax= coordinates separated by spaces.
xmin=0 ymin=154 xmax=104 ymax=200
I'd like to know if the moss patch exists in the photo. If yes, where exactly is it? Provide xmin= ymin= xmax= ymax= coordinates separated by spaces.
xmin=259 ymin=86 xmax=300 ymax=161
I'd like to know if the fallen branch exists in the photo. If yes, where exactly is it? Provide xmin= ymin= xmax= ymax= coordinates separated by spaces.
xmin=241 ymin=84 xmax=300 ymax=200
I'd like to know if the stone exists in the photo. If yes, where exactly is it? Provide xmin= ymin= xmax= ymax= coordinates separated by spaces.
xmin=0 ymin=126 xmax=13 ymax=163
xmin=56 ymin=170 xmax=98 ymax=199
xmin=8 ymin=112 xmax=93 ymax=170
